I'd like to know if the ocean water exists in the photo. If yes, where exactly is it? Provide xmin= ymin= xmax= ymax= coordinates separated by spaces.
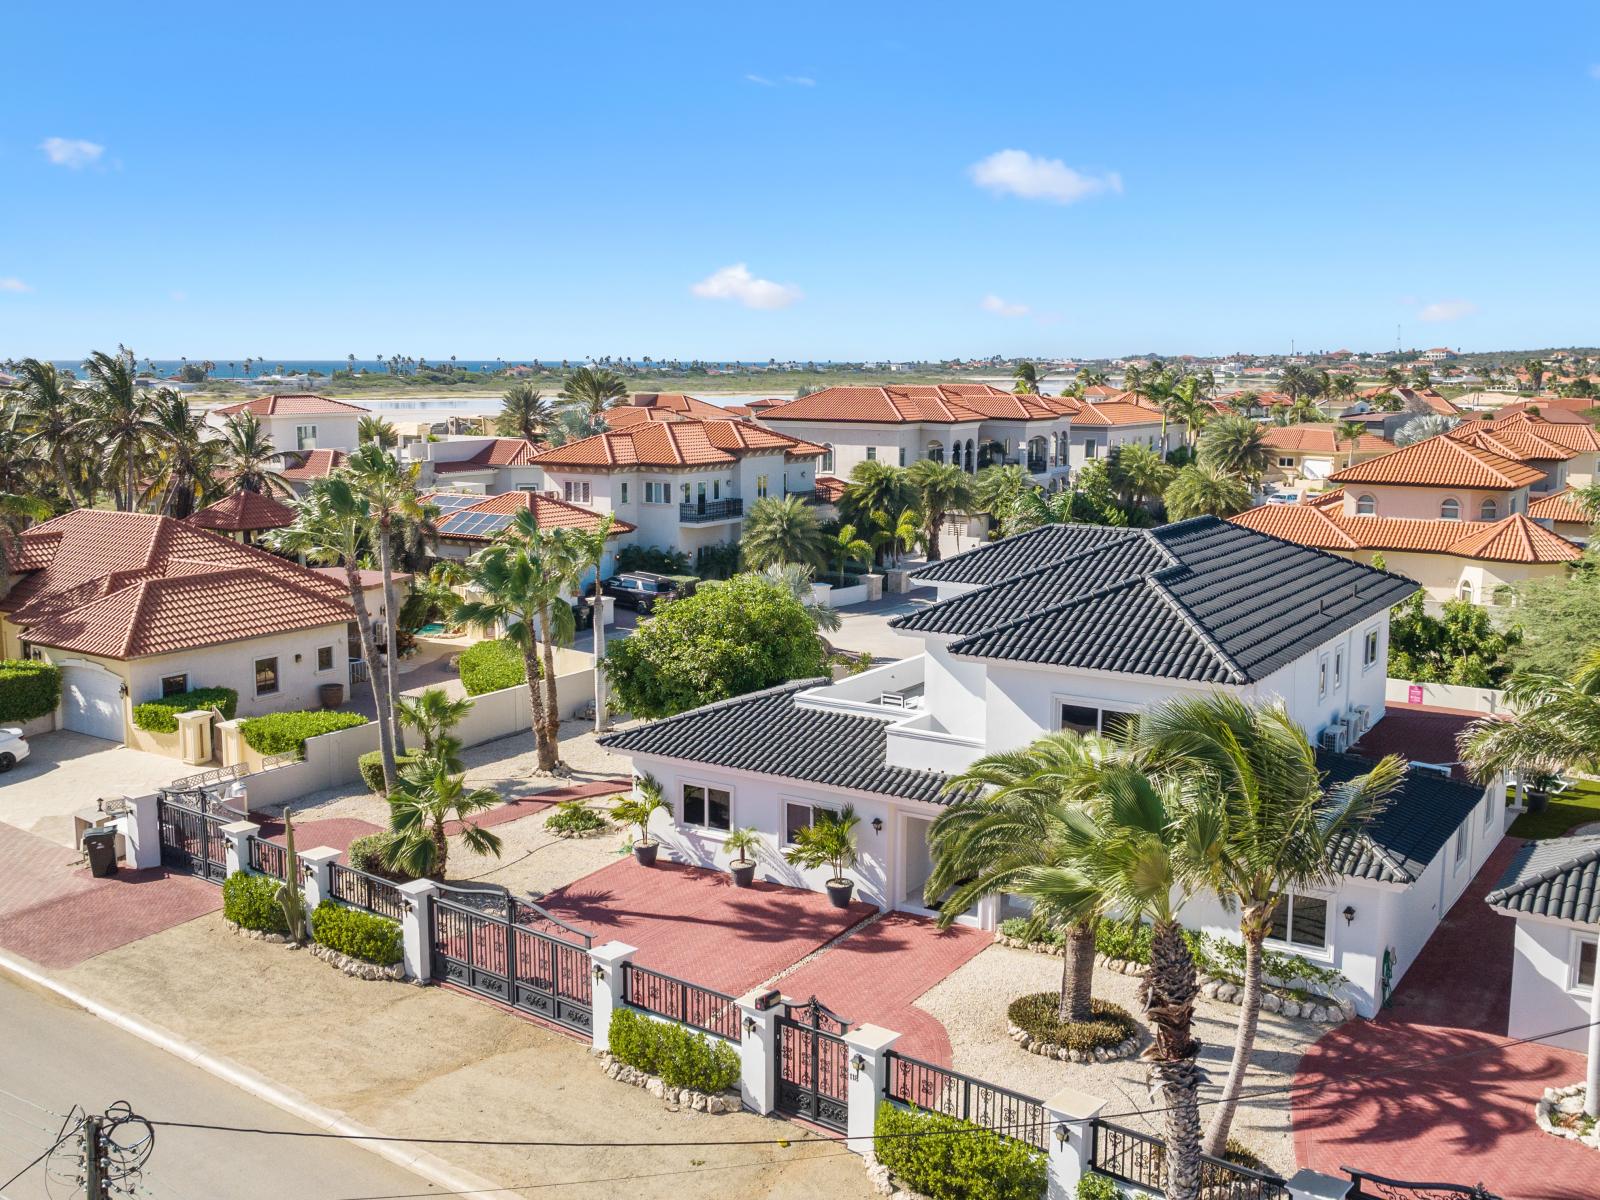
xmin=47 ymin=358 xmax=831 ymax=380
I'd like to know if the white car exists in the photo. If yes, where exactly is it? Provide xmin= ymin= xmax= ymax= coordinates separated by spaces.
xmin=0 ymin=727 xmax=30 ymax=772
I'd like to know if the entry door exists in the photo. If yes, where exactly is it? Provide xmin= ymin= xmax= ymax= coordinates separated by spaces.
xmin=61 ymin=666 xmax=124 ymax=742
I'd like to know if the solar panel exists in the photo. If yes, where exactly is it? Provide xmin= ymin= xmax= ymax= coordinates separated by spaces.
xmin=444 ymin=511 xmax=514 ymax=538
xmin=427 ymin=492 xmax=483 ymax=513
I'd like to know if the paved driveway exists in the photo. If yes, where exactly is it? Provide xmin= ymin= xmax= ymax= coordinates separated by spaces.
xmin=831 ymin=588 xmax=939 ymax=660
xmin=0 ymin=732 xmax=195 ymax=847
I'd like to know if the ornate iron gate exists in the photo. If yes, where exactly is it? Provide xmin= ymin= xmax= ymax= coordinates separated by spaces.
xmin=775 ymin=997 xmax=851 ymax=1132
xmin=156 ymin=796 xmax=228 ymax=883
xmin=1345 ymin=1168 xmax=1501 ymax=1200
xmin=428 ymin=885 xmax=593 ymax=1035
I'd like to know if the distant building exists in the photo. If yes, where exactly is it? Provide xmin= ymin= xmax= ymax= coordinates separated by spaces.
xmin=1420 ymin=347 xmax=1457 ymax=363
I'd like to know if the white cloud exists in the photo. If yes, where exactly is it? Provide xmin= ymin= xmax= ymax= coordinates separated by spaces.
xmin=1418 ymin=299 xmax=1478 ymax=322
xmin=691 ymin=264 xmax=802 ymax=310
xmin=744 ymin=73 xmax=774 ymax=86
xmin=969 ymin=149 xmax=1122 ymax=205
xmin=0 ymin=277 xmax=30 ymax=293
xmin=980 ymin=294 xmax=1029 ymax=318
xmin=40 ymin=137 xmax=105 ymax=168
xmin=746 ymin=73 xmax=815 ymax=87
xmin=784 ymin=75 xmax=816 ymax=86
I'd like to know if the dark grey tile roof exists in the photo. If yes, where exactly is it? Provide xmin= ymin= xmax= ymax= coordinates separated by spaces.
xmin=596 ymin=679 xmax=958 ymax=805
xmin=1320 ymin=750 xmax=1488 ymax=884
xmin=916 ymin=517 xmax=1415 ymax=684
xmin=909 ymin=523 xmax=1135 ymax=586
xmin=1486 ymin=837 xmax=1600 ymax=923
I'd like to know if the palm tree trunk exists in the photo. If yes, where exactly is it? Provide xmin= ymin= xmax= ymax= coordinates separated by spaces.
xmin=1058 ymin=921 xmax=1097 ymax=1023
xmin=925 ymin=515 xmax=942 ymax=561
xmin=430 ymin=817 xmax=448 ymax=881
xmin=591 ymin=574 xmax=608 ymax=733
xmin=1203 ymin=921 xmax=1266 ymax=1158
xmin=537 ymin=601 xmax=563 ymax=770
xmin=520 ymin=640 xmax=555 ymax=772
xmin=376 ymin=525 xmax=406 ymax=757
xmin=1142 ymin=919 xmax=1203 ymax=1200
xmin=345 ymin=563 xmax=397 ymax=790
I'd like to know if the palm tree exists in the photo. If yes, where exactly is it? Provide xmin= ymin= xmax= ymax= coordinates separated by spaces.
xmin=1107 ymin=443 xmax=1174 ymax=511
xmin=1334 ymin=420 xmax=1368 ymax=470
xmin=495 ymin=381 xmax=556 ymax=441
xmin=13 ymin=358 xmax=87 ymax=508
xmin=1524 ymin=359 xmax=1546 ymax=392
xmin=1163 ymin=464 xmax=1252 ymax=519
xmin=1012 ymin=361 xmax=1040 ymax=395
xmin=454 ymin=515 xmax=578 ymax=773
xmin=78 ymin=350 xmax=160 ymax=510
xmin=971 ymin=465 xmax=1031 ymax=535
xmin=1144 ymin=372 xmax=1178 ymax=448
xmin=564 ymin=513 xmax=617 ymax=732
xmin=830 ymin=523 xmax=871 ymax=585
xmin=1169 ymin=377 xmax=1209 ymax=449
xmin=0 ymin=492 xmax=54 ymax=599
xmin=1287 ymin=395 xmax=1329 ymax=424
xmin=143 ymin=389 xmax=223 ymax=517
xmin=739 ymin=495 xmax=826 ymax=570
xmin=759 ymin=563 xmax=842 ymax=638
xmin=264 ymin=478 xmax=399 ymax=789
xmin=1459 ymin=649 xmax=1600 ymax=786
xmin=1278 ymin=365 xmax=1313 ymax=403
xmin=1139 ymin=696 xmax=1404 ymax=1157
xmin=1394 ymin=414 xmax=1456 ymax=447
xmin=1197 ymin=415 xmax=1272 ymax=486
xmin=1410 ymin=365 xmax=1433 ymax=390
xmin=358 ymin=415 xmax=399 ymax=449
xmin=219 ymin=413 xmax=292 ymax=497
xmin=904 ymin=459 xmax=974 ymax=561
xmin=383 ymin=756 xmax=503 ymax=881
xmin=1382 ymin=366 xmax=1406 ymax=390
xmin=559 ymin=366 xmax=628 ymax=432
xmin=1007 ymin=486 xmax=1076 ymax=534
xmin=396 ymin=686 xmax=473 ymax=756
xmin=839 ymin=461 xmax=912 ymax=537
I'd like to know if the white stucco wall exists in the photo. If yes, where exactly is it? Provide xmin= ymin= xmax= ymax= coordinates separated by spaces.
xmin=122 ymin=624 xmax=351 ymax=717
xmin=1340 ymin=483 xmax=1529 ymax=521
xmin=1506 ymin=917 xmax=1596 ymax=1051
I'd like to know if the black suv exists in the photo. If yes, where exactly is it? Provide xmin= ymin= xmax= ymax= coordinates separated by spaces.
xmin=602 ymin=571 xmax=680 ymax=613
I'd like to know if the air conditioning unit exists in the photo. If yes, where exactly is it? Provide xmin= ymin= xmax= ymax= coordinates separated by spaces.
xmin=1349 ymin=704 xmax=1372 ymax=733
xmin=1319 ymin=725 xmax=1348 ymax=753
xmin=546 ymin=489 xmax=563 ymax=500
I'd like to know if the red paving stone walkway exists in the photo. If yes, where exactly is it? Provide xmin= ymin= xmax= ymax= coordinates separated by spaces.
xmin=1293 ymin=837 xmax=1592 ymax=1200
xmin=0 ymin=820 xmax=221 ymax=968
xmin=779 ymin=912 xmax=991 ymax=1064
xmin=535 ymin=858 xmax=874 ymax=996
xmin=445 ymin=777 xmax=631 ymax=835
xmin=252 ymin=816 xmax=382 ymax=860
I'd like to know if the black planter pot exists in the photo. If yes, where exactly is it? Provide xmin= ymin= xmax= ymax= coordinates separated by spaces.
xmin=633 ymin=841 xmax=659 ymax=867
xmin=730 ymin=862 xmax=756 ymax=888
xmin=824 ymin=878 xmax=855 ymax=909
xmin=1526 ymin=789 xmax=1550 ymax=815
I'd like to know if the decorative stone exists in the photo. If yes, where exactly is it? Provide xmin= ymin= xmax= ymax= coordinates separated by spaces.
xmin=594 ymin=1052 xmax=740 ymax=1117
xmin=1281 ymin=1000 xmax=1301 ymax=1020
xmin=1261 ymin=993 xmax=1281 ymax=1013
xmin=309 ymin=942 xmax=406 ymax=982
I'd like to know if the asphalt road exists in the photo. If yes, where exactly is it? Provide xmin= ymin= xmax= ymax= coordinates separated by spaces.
xmin=0 ymin=973 xmax=442 ymax=1200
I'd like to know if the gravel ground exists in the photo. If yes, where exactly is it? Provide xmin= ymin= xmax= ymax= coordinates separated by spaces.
xmin=915 ymin=941 xmax=1318 ymax=1176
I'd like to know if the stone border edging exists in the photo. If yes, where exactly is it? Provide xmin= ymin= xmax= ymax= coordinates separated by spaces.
xmin=591 ymin=1049 xmax=741 ymax=1113
xmin=0 ymin=950 xmax=513 ymax=1200
xmin=1536 ymin=1082 xmax=1600 ymax=1149
xmin=865 ymin=1152 xmax=931 ymax=1198
xmin=1007 ymin=1021 xmax=1140 ymax=1063
xmin=310 ymin=942 xmax=407 ymax=982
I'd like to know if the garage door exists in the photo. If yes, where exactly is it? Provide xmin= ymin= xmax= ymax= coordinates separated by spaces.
xmin=60 ymin=666 xmax=124 ymax=742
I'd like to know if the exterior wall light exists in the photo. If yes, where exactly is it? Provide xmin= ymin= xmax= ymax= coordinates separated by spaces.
xmin=1343 ymin=905 xmax=1356 ymax=926
xmin=742 ymin=1015 xmax=757 ymax=1035
xmin=849 ymin=1053 xmax=866 ymax=1077
xmin=871 ymin=817 xmax=884 ymax=835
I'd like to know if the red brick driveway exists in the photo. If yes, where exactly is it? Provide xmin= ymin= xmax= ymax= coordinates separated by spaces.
xmin=1293 ymin=838 xmax=1592 ymax=1200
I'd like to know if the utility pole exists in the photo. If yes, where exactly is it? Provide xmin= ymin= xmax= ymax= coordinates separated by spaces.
xmin=83 ymin=1114 xmax=105 ymax=1198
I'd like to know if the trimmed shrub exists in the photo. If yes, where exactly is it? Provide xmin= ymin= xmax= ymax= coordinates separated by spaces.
xmin=544 ymin=799 xmax=610 ymax=837
xmin=1007 ymin=994 xmax=1139 ymax=1053
xmin=239 ymin=710 xmax=367 ymax=757
xmin=132 ymin=687 xmax=238 ymax=733
xmin=874 ymin=1102 xmax=1047 ymax=1200
xmin=222 ymin=871 xmax=289 ymax=935
xmin=358 ymin=751 xmax=419 ymax=794
xmin=1077 ymin=1174 xmax=1123 ymax=1200
xmin=616 ymin=544 xmax=691 ymax=575
xmin=310 ymin=900 xmax=403 ymax=965
xmin=0 ymin=660 xmax=61 ymax=723
xmin=608 ymin=1008 xmax=740 ymax=1093
xmin=458 ymin=638 xmax=530 ymax=696
xmin=346 ymin=832 xmax=413 ymax=882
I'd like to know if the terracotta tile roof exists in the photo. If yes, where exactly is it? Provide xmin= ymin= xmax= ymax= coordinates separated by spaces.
xmin=1488 ymin=412 xmax=1600 ymax=454
xmin=213 ymin=393 xmax=369 ymax=417
xmin=429 ymin=438 xmax=541 ymax=474
xmin=606 ymin=393 xmax=730 ymax=425
xmin=1328 ymin=434 xmax=1546 ymax=490
xmin=281 ymin=449 xmax=348 ymax=482
xmin=1307 ymin=488 xmax=1345 ymax=510
xmin=1492 ymin=396 xmax=1598 ymax=424
xmin=529 ymin=418 xmax=823 ymax=469
xmin=3 ymin=510 xmax=353 ymax=659
xmin=1394 ymin=388 xmax=1461 ymax=416
xmin=1229 ymin=504 xmax=1581 ymax=564
xmin=1260 ymin=424 xmax=1393 ymax=454
xmin=1448 ymin=420 xmax=1576 ymax=463
xmin=186 ymin=490 xmax=297 ymax=532
xmin=757 ymin=384 xmax=1070 ymax=425
xmin=428 ymin=490 xmax=635 ymax=540
xmin=814 ymin=475 xmax=847 ymax=502
xmin=1529 ymin=488 xmax=1592 ymax=526
xmin=1069 ymin=401 xmax=1167 ymax=427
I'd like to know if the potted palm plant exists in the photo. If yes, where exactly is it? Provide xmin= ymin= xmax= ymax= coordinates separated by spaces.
xmin=722 ymin=827 xmax=762 ymax=888
xmin=612 ymin=773 xmax=668 ymax=866
xmin=1524 ymin=769 xmax=1559 ymax=815
xmin=784 ymin=806 xmax=860 ymax=908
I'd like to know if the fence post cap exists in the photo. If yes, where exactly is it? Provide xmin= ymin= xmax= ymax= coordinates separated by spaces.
xmin=1284 ymin=1170 xmax=1353 ymax=1200
xmin=589 ymin=941 xmax=639 ymax=966
xmin=396 ymin=879 xmax=439 ymax=897
xmin=1043 ymin=1085 xmax=1106 ymax=1122
xmin=842 ymin=1024 xmax=900 ymax=1054
xmin=297 ymin=846 xmax=342 ymax=865
xmin=218 ymin=820 xmax=260 ymax=838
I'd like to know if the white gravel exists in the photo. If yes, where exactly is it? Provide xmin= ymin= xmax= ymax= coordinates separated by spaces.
xmin=915 ymin=941 xmax=1319 ymax=1176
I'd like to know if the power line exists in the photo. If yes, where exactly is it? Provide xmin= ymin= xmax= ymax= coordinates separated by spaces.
xmin=0 ymin=1125 xmax=81 ymax=1193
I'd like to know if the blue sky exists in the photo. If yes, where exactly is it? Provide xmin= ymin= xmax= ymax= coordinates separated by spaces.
xmin=3 ymin=1 xmax=1598 ymax=361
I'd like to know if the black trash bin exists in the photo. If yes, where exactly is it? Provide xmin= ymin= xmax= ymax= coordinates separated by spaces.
xmin=83 ymin=827 xmax=118 ymax=877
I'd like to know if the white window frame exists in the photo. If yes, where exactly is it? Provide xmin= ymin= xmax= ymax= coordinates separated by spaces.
xmin=295 ymin=424 xmax=318 ymax=450
xmin=1318 ymin=655 xmax=1329 ymax=699
xmin=620 ymin=481 xmax=629 ymax=505
xmin=1265 ymin=890 xmax=1333 ymax=956
xmin=1356 ymin=493 xmax=1376 ymax=515
xmin=316 ymin=645 xmax=335 ymax=673
xmin=1440 ymin=498 xmax=1461 ymax=521
xmin=1363 ymin=627 xmax=1380 ymax=670
xmin=254 ymin=656 xmax=280 ymax=697
xmin=782 ymin=798 xmax=838 ymax=848
xmin=1333 ymin=648 xmax=1344 ymax=691
xmin=680 ymin=779 xmax=733 ymax=835
xmin=1568 ymin=931 xmax=1597 ymax=996
xmin=865 ymin=446 xmax=877 ymax=462
xmin=1452 ymin=823 xmax=1468 ymax=867
xmin=1053 ymin=693 xmax=1143 ymax=740
xmin=1277 ymin=456 xmax=1296 ymax=468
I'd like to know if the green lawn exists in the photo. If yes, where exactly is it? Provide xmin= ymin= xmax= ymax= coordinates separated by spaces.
xmin=1507 ymin=779 xmax=1600 ymax=839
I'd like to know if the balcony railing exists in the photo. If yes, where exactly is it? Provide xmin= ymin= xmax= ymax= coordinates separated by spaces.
xmin=679 ymin=498 xmax=744 ymax=523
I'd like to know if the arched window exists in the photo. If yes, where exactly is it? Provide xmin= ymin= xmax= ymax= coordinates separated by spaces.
xmin=1356 ymin=494 xmax=1376 ymax=516
xmin=1440 ymin=498 xmax=1461 ymax=521
xmin=820 ymin=443 xmax=834 ymax=475
xmin=964 ymin=441 xmax=975 ymax=473
xmin=1459 ymin=580 xmax=1474 ymax=603
xmin=1480 ymin=499 xmax=1498 ymax=521
xmin=927 ymin=440 xmax=944 ymax=464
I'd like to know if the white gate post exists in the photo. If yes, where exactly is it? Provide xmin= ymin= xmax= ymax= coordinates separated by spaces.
xmin=1044 ymin=1086 xmax=1104 ymax=1200
xmin=298 ymin=847 xmax=340 ymax=910
xmin=1285 ymin=1169 xmax=1354 ymax=1200
xmin=117 ymin=794 xmax=162 ymax=870
xmin=397 ymin=879 xmax=439 ymax=982
xmin=841 ymin=1024 xmax=899 ymax=1156
xmin=735 ymin=989 xmax=780 ymax=1114
xmin=588 ymin=941 xmax=639 ymax=1052
xmin=219 ymin=821 xmax=259 ymax=876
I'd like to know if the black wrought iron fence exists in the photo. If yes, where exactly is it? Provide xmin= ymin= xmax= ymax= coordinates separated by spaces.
xmin=248 ymin=836 xmax=287 ymax=879
xmin=1091 ymin=1119 xmax=1290 ymax=1200
xmin=883 ymin=1050 xmax=1048 ymax=1151
xmin=328 ymin=862 xmax=404 ymax=920
xmin=620 ymin=963 xmax=740 ymax=1041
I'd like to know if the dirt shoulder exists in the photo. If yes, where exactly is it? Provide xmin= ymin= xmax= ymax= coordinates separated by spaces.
xmin=58 ymin=913 xmax=871 ymax=1199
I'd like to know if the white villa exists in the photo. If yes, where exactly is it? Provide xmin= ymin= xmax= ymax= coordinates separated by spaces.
xmin=601 ymin=516 xmax=1505 ymax=1018
xmin=206 ymin=393 xmax=370 ymax=453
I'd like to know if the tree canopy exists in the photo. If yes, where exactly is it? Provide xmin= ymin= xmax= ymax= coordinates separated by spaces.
xmin=1387 ymin=592 xmax=1521 ymax=686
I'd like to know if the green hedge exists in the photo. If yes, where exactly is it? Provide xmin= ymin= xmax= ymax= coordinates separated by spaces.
xmin=458 ymin=638 xmax=530 ymax=696
xmin=1006 ymin=995 xmax=1138 ymax=1052
xmin=346 ymin=832 xmax=413 ymax=882
xmin=131 ymin=687 xmax=238 ymax=733
xmin=358 ymin=751 xmax=419 ymax=794
xmin=608 ymin=1008 xmax=740 ymax=1093
xmin=0 ymin=660 xmax=61 ymax=723
xmin=1077 ymin=1174 xmax=1123 ymax=1200
xmin=310 ymin=900 xmax=403 ymax=965
xmin=239 ymin=710 xmax=368 ymax=757
xmin=874 ymin=1102 xmax=1046 ymax=1200
xmin=222 ymin=871 xmax=289 ymax=935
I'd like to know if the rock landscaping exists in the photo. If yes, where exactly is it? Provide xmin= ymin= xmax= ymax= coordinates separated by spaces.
xmin=592 ymin=1050 xmax=742 ymax=1114
xmin=864 ymin=1153 xmax=932 ymax=1199
xmin=226 ymin=921 xmax=295 ymax=946
xmin=1008 ymin=1020 xmax=1140 ymax=1063
xmin=309 ymin=941 xmax=407 ymax=982
xmin=1536 ymin=1083 xmax=1600 ymax=1150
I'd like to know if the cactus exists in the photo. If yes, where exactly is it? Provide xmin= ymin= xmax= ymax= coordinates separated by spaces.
xmin=274 ymin=807 xmax=307 ymax=944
